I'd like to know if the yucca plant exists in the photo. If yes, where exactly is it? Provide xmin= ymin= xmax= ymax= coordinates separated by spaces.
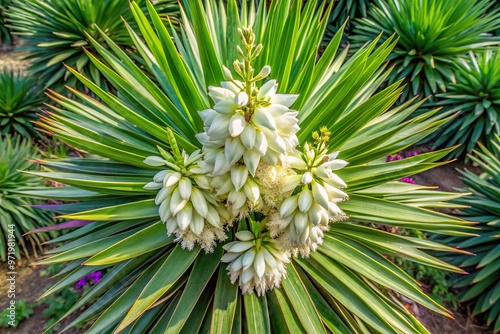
xmin=325 ymin=0 xmax=371 ymax=36
xmin=436 ymin=135 xmax=500 ymax=333
xmin=6 ymin=0 xmax=179 ymax=93
xmin=17 ymin=1 xmax=477 ymax=333
xmin=491 ymin=1 xmax=500 ymax=36
xmin=0 ymin=0 xmax=13 ymax=46
xmin=428 ymin=50 xmax=500 ymax=159
xmin=351 ymin=0 xmax=500 ymax=102
xmin=0 ymin=68 xmax=45 ymax=138
xmin=0 ymin=136 xmax=53 ymax=261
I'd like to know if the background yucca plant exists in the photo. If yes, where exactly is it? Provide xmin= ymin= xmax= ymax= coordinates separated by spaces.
xmin=6 ymin=0 xmax=179 ymax=93
xmin=491 ymin=1 xmax=500 ymax=36
xmin=0 ymin=68 xmax=45 ymax=138
xmin=0 ymin=136 xmax=53 ymax=261
xmin=18 ymin=1 xmax=476 ymax=333
xmin=325 ymin=0 xmax=371 ymax=37
xmin=436 ymin=136 xmax=500 ymax=333
xmin=0 ymin=0 xmax=12 ymax=46
xmin=428 ymin=50 xmax=500 ymax=159
xmin=351 ymin=0 xmax=500 ymax=102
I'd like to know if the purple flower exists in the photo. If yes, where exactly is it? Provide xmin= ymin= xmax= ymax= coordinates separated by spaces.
xmin=74 ymin=278 xmax=87 ymax=289
xmin=74 ymin=271 xmax=103 ymax=289
xmin=400 ymin=177 xmax=416 ymax=184
xmin=87 ymin=271 xmax=103 ymax=284
xmin=386 ymin=151 xmax=419 ymax=184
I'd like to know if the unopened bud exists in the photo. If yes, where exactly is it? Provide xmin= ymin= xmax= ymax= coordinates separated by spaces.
xmin=302 ymin=172 xmax=313 ymax=184
xmin=222 ymin=65 xmax=233 ymax=80
xmin=233 ymin=60 xmax=243 ymax=76
xmin=254 ymin=65 xmax=271 ymax=81
xmin=236 ymin=45 xmax=245 ymax=57
xmin=252 ymin=44 xmax=263 ymax=58
xmin=238 ymin=28 xmax=247 ymax=45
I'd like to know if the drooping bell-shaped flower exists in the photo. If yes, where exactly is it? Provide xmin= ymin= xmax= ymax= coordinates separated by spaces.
xmin=222 ymin=228 xmax=290 ymax=296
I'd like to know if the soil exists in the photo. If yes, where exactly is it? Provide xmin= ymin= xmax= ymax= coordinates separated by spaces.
xmin=0 ymin=258 xmax=85 ymax=334
xmin=414 ymin=303 xmax=492 ymax=334
xmin=0 ymin=49 xmax=29 ymax=72
xmin=412 ymin=143 xmax=483 ymax=192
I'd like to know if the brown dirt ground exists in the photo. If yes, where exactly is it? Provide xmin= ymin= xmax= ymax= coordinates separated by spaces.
xmin=0 ymin=49 xmax=29 ymax=72
xmin=0 ymin=257 xmax=85 ymax=334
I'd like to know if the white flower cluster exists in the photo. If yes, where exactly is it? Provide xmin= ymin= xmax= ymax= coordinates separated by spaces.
xmin=222 ymin=229 xmax=290 ymax=296
xmin=198 ymin=79 xmax=299 ymax=176
xmin=144 ymin=27 xmax=349 ymax=295
xmin=144 ymin=146 xmax=230 ymax=252
xmin=196 ymin=74 xmax=300 ymax=218
xmin=271 ymin=139 xmax=349 ymax=257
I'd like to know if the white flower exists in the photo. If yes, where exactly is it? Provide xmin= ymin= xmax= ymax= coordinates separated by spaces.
xmin=144 ymin=150 xmax=230 ymax=252
xmin=199 ymin=72 xmax=300 ymax=177
xmin=222 ymin=230 xmax=290 ymax=296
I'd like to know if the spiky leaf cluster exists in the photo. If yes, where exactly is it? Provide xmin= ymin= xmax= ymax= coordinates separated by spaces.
xmin=437 ymin=136 xmax=500 ymax=333
xmin=5 ymin=0 xmax=179 ymax=94
xmin=17 ymin=1 xmax=476 ymax=333
xmin=429 ymin=50 xmax=500 ymax=158
xmin=0 ymin=0 xmax=12 ymax=45
xmin=325 ymin=0 xmax=371 ymax=37
xmin=0 ymin=136 xmax=53 ymax=260
xmin=0 ymin=68 xmax=45 ymax=138
xmin=351 ymin=0 xmax=500 ymax=101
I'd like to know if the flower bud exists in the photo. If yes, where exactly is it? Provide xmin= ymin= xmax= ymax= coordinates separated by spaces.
xmin=302 ymin=172 xmax=313 ymax=184
xmin=144 ymin=181 xmax=163 ymax=190
xmin=144 ymin=156 xmax=167 ymax=166
xmin=298 ymin=189 xmax=313 ymax=212
xmin=311 ymin=181 xmax=329 ymax=209
xmin=191 ymin=187 xmax=208 ymax=217
xmin=244 ymin=179 xmax=260 ymax=202
xmin=231 ymin=165 xmax=249 ymax=191
xmin=177 ymin=203 xmax=193 ymax=230
xmin=165 ymin=171 xmax=182 ymax=187
xmin=228 ymin=113 xmax=246 ymax=137
xmin=235 ymin=230 xmax=255 ymax=241
xmin=241 ymin=125 xmax=256 ymax=149
xmin=178 ymin=178 xmax=192 ymax=200
xmin=190 ymin=214 xmax=205 ymax=235
xmin=254 ymin=65 xmax=271 ymax=80
xmin=280 ymin=196 xmax=298 ymax=217
xmin=222 ymin=65 xmax=233 ymax=80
